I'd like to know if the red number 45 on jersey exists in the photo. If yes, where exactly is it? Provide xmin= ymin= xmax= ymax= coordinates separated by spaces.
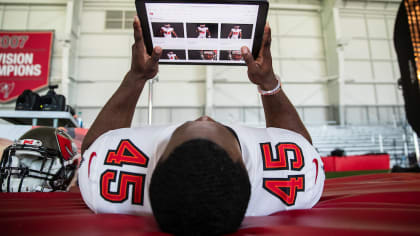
xmin=100 ymin=139 xmax=149 ymax=205
xmin=260 ymin=142 xmax=305 ymax=206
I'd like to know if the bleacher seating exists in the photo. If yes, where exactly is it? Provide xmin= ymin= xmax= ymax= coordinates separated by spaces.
xmin=308 ymin=125 xmax=420 ymax=168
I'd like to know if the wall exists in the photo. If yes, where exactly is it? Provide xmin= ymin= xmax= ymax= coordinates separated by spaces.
xmin=337 ymin=0 xmax=403 ymax=125
xmin=0 ymin=0 xmax=406 ymax=128
xmin=0 ymin=0 xmax=69 ymax=108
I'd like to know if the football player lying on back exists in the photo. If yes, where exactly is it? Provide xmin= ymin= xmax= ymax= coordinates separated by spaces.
xmin=79 ymin=16 xmax=325 ymax=236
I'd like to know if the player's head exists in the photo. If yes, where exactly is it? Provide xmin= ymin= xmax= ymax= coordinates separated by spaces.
xmin=234 ymin=25 xmax=240 ymax=29
xmin=164 ymin=24 xmax=170 ymax=28
xmin=200 ymin=24 xmax=205 ymax=27
xmin=150 ymin=116 xmax=251 ymax=235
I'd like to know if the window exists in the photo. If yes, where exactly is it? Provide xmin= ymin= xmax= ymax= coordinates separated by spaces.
xmin=105 ymin=10 xmax=136 ymax=29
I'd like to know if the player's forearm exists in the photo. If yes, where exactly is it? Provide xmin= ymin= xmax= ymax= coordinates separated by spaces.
xmin=260 ymin=82 xmax=312 ymax=144
xmin=81 ymin=72 xmax=146 ymax=153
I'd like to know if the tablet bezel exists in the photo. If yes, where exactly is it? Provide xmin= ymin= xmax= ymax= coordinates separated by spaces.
xmin=135 ymin=0 xmax=269 ymax=66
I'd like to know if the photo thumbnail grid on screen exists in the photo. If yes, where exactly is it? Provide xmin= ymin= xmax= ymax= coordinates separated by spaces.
xmin=145 ymin=2 xmax=259 ymax=63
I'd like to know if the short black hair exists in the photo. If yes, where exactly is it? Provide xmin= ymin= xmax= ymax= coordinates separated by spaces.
xmin=150 ymin=139 xmax=251 ymax=236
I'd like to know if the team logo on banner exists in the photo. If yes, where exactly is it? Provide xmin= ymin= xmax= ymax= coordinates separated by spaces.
xmin=0 ymin=31 xmax=53 ymax=103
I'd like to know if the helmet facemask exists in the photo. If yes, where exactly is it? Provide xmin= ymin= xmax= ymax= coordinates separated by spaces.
xmin=0 ymin=139 xmax=77 ymax=192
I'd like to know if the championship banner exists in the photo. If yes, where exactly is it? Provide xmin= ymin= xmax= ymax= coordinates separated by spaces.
xmin=0 ymin=31 xmax=53 ymax=103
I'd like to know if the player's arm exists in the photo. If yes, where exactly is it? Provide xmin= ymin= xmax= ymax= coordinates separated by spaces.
xmin=172 ymin=31 xmax=178 ymax=38
xmin=241 ymin=24 xmax=312 ymax=144
xmin=239 ymin=31 xmax=242 ymax=39
xmin=81 ymin=16 xmax=162 ymax=153
xmin=228 ymin=31 xmax=232 ymax=38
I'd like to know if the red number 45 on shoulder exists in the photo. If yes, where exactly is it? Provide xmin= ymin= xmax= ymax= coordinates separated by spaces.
xmin=260 ymin=142 xmax=305 ymax=206
xmin=100 ymin=139 xmax=149 ymax=205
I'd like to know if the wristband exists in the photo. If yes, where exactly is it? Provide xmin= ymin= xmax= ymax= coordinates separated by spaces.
xmin=258 ymin=75 xmax=282 ymax=96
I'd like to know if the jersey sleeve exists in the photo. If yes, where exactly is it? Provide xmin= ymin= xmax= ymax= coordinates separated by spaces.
xmin=78 ymin=125 xmax=177 ymax=216
xmin=267 ymin=128 xmax=325 ymax=209
xmin=78 ymin=132 xmax=109 ymax=213
xmin=234 ymin=126 xmax=325 ymax=216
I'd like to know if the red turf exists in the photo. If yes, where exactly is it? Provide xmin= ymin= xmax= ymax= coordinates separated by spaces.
xmin=1 ymin=173 xmax=419 ymax=235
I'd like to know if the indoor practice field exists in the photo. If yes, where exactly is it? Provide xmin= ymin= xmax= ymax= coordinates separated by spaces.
xmin=1 ymin=0 xmax=420 ymax=235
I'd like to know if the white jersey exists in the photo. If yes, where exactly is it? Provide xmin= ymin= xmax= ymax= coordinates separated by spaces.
xmin=230 ymin=28 xmax=242 ymax=39
xmin=79 ymin=124 xmax=324 ymax=216
xmin=197 ymin=26 xmax=208 ymax=38
xmin=167 ymin=53 xmax=177 ymax=60
xmin=161 ymin=27 xmax=174 ymax=38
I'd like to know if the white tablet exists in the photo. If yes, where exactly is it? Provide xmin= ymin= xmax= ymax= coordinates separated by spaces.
xmin=135 ymin=0 xmax=269 ymax=65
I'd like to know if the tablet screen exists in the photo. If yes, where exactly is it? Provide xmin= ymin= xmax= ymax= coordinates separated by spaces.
xmin=143 ymin=3 xmax=261 ymax=64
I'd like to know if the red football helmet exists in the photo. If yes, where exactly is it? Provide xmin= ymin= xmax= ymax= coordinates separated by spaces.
xmin=0 ymin=127 xmax=78 ymax=192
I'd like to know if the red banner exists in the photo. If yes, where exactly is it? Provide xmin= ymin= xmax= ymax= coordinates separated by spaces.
xmin=0 ymin=31 xmax=53 ymax=103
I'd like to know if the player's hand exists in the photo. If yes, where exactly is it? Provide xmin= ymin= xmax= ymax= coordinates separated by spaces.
xmin=130 ymin=16 xmax=162 ymax=81
xmin=241 ymin=24 xmax=277 ymax=91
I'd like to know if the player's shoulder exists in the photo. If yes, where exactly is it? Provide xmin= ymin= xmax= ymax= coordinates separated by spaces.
xmin=266 ymin=127 xmax=310 ymax=143
xmin=87 ymin=128 xmax=136 ymax=146
xmin=264 ymin=127 xmax=316 ymax=156
xmin=229 ymin=124 xmax=317 ymax=163
xmin=102 ymin=125 xmax=172 ymax=136
xmin=234 ymin=125 xmax=323 ymax=216
xmin=229 ymin=124 xmax=310 ymax=143
xmin=79 ymin=125 xmax=179 ymax=215
xmin=86 ymin=125 xmax=177 ymax=152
